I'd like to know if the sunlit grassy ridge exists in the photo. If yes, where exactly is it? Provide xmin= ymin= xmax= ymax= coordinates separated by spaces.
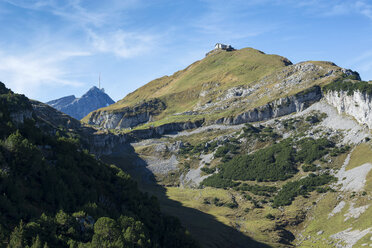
xmin=83 ymin=47 xmax=346 ymax=131
xmin=82 ymin=48 xmax=292 ymax=122
xmin=109 ymin=48 xmax=291 ymax=108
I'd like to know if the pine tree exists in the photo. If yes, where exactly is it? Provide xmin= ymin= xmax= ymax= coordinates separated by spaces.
xmin=8 ymin=221 xmax=25 ymax=248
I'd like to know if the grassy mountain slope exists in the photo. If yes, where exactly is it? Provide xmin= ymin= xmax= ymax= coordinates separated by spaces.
xmin=77 ymin=47 xmax=372 ymax=247
xmin=83 ymin=48 xmax=351 ymax=131
xmin=0 ymin=82 xmax=197 ymax=248
xmin=101 ymin=48 xmax=291 ymax=110
xmin=125 ymin=99 xmax=372 ymax=247
xmin=82 ymin=48 xmax=292 ymax=125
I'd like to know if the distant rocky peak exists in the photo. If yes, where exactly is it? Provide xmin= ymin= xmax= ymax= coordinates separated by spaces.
xmin=83 ymin=86 xmax=106 ymax=97
xmin=46 ymin=86 xmax=115 ymax=120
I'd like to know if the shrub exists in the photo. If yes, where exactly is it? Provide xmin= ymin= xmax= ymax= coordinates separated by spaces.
xmin=295 ymin=137 xmax=334 ymax=164
xmin=323 ymin=78 xmax=372 ymax=96
xmin=215 ymin=143 xmax=239 ymax=157
xmin=302 ymin=164 xmax=318 ymax=172
xmin=201 ymin=174 xmax=240 ymax=188
xmin=237 ymin=184 xmax=277 ymax=196
xmin=305 ymin=115 xmax=320 ymax=124
xmin=200 ymin=167 xmax=216 ymax=174
xmin=225 ymin=202 xmax=238 ymax=209
xmin=220 ymin=139 xmax=297 ymax=181
xmin=265 ymin=214 xmax=275 ymax=220
xmin=272 ymin=173 xmax=336 ymax=207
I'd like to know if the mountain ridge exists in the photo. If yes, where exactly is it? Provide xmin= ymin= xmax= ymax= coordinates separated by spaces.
xmin=47 ymin=86 xmax=115 ymax=120
xmin=78 ymin=47 xmax=372 ymax=247
xmin=0 ymin=81 xmax=199 ymax=248
xmin=83 ymin=47 xmax=357 ymax=132
xmin=2 ymin=46 xmax=372 ymax=247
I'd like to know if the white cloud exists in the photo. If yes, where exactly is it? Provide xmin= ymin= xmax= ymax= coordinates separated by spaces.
xmin=0 ymin=49 xmax=89 ymax=98
xmin=347 ymin=50 xmax=372 ymax=80
xmin=349 ymin=50 xmax=372 ymax=65
xmin=3 ymin=0 xmax=160 ymax=58
xmin=88 ymin=29 xmax=158 ymax=58
xmin=288 ymin=0 xmax=372 ymax=20
xmin=193 ymin=0 xmax=280 ymax=41
xmin=356 ymin=1 xmax=372 ymax=20
xmin=3 ymin=0 xmax=143 ymax=27
xmin=0 ymin=0 xmax=164 ymax=101
xmin=4 ymin=0 xmax=106 ymax=26
xmin=323 ymin=4 xmax=350 ymax=16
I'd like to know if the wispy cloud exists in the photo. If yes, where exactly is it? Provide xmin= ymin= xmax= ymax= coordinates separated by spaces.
xmin=3 ymin=0 xmax=159 ymax=57
xmin=355 ymin=1 xmax=372 ymax=20
xmin=193 ymin=0 xmax=281 ymax=41
xmin=4 ymin=0 xmax=105 ymax=25
xmin=0 ymin=48 xmax=90 ymax=98
xmin=88 ymin=29 xmax=158 ymax=58
xmin=347 ymin=49 xmax=372 ymax=80
xmin=286 ymin=0 xmax=372 ymax=20
xmin=3 ymin=0 xmax=142 ymax=26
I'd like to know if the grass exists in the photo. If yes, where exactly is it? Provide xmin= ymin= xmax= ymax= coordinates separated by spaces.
xmin=365 ymin=168 xmax=372 ymax=193
xmin=297 ymin=191 xmax=372 ymax=248
xmin=115 ymin=48 xmax=291 ymax=107
xmin=296 ymin=192 xmax=344 ymax=247
xmin=347 ymin=143 xmax=372 ymax=170
xmin=88 ymin=48 xmax=289 ymax=113
xmin=83 ymin=47 xmax=344 ymax=129
xmin=135 ymin=184 xmax=279 ymax=248
xmin=162 ymin=186 xmax=284 ymax=247
xmin=295 ymin=147 xmax=372 ymax=247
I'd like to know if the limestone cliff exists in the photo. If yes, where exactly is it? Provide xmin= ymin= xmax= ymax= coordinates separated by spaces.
xmin=86 ymin=98 xmax=166 ymax=129
xmin=325 ymin=90 xmax=372 ymax=128
xmin=216 ymin=86 xmax=322 ymax=125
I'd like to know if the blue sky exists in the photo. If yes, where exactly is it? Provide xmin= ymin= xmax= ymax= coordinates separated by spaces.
xmin=0 ymin=0 xmax=372 ymax=102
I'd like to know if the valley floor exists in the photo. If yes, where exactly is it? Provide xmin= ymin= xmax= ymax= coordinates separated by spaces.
xmin=104 ymin=101 xmax=372 ymax=248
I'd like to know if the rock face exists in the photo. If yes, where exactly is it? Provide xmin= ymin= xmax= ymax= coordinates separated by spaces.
xmin=89 ymin=111 xmax=151 ymax=129
xmin=47 ymin=95 xmax=76 ymax=108
xmin=31 ymin=100 xmax=82 ymax=130
xmin=47 ymin=87 xmax=115 ymax=120
xmin=31 ymin=99 xmax=202 ymax=156
xmin=10 ymin=110 xmax=33 ymax=125
xmin=82 ymin=120 xmax=203 ymax=156
xmin=86 ymin=99 xmax=166 ymax=129
xmin=216 ymin=86 xmax=322 ymax=125
xmin=325 ymin=90 xmax=372 ymax=128
xmin=129 ymin=120 xmax=204 ymax=140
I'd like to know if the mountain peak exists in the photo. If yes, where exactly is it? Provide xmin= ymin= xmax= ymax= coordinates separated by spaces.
xmin=88 ymin=86 xmax=102 ymax=92
xmin=83 ymin=86 xmax=106 ymax=97
xmin=46 ymin=86 xmax=115 ymax=120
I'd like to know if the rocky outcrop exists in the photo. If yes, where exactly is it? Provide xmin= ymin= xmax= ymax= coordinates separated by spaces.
xmin=47 ymin=95 xmax=76 ymax=108
xmin=85 ymin=120 xmax=203 ymax=156
xmin=83 ymin=86 xmax=323 ymax=155
xmin=10 ymin=110 xmax=33 ymax=125
xmin=325 ymin=90 xmax=372 ymax=129
xmin=32 ymin=98 xmax=201 ymax=156
xmin=129 ymin=120 xmax=204 ymax=140
xmin=216 ymin=86 xmax=322 ymax=125
xmin=87 ymin=99 xmax=166 ymax=129
xmin=86 ymin=131 xmax=130 ymax=156
xmin=47 ymin=86 xmax=115 ymax=120
xmin=32 ymin=100 xmax=81 ymax=130
xmin=89 ymin=111 xmax=152 ymax=129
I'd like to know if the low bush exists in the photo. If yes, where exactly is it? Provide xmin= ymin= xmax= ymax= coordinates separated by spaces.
xmin=272 ymin=173 xmax=336 ymax=207
xmin=200 ymin=167 xmax=216 ymax=174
